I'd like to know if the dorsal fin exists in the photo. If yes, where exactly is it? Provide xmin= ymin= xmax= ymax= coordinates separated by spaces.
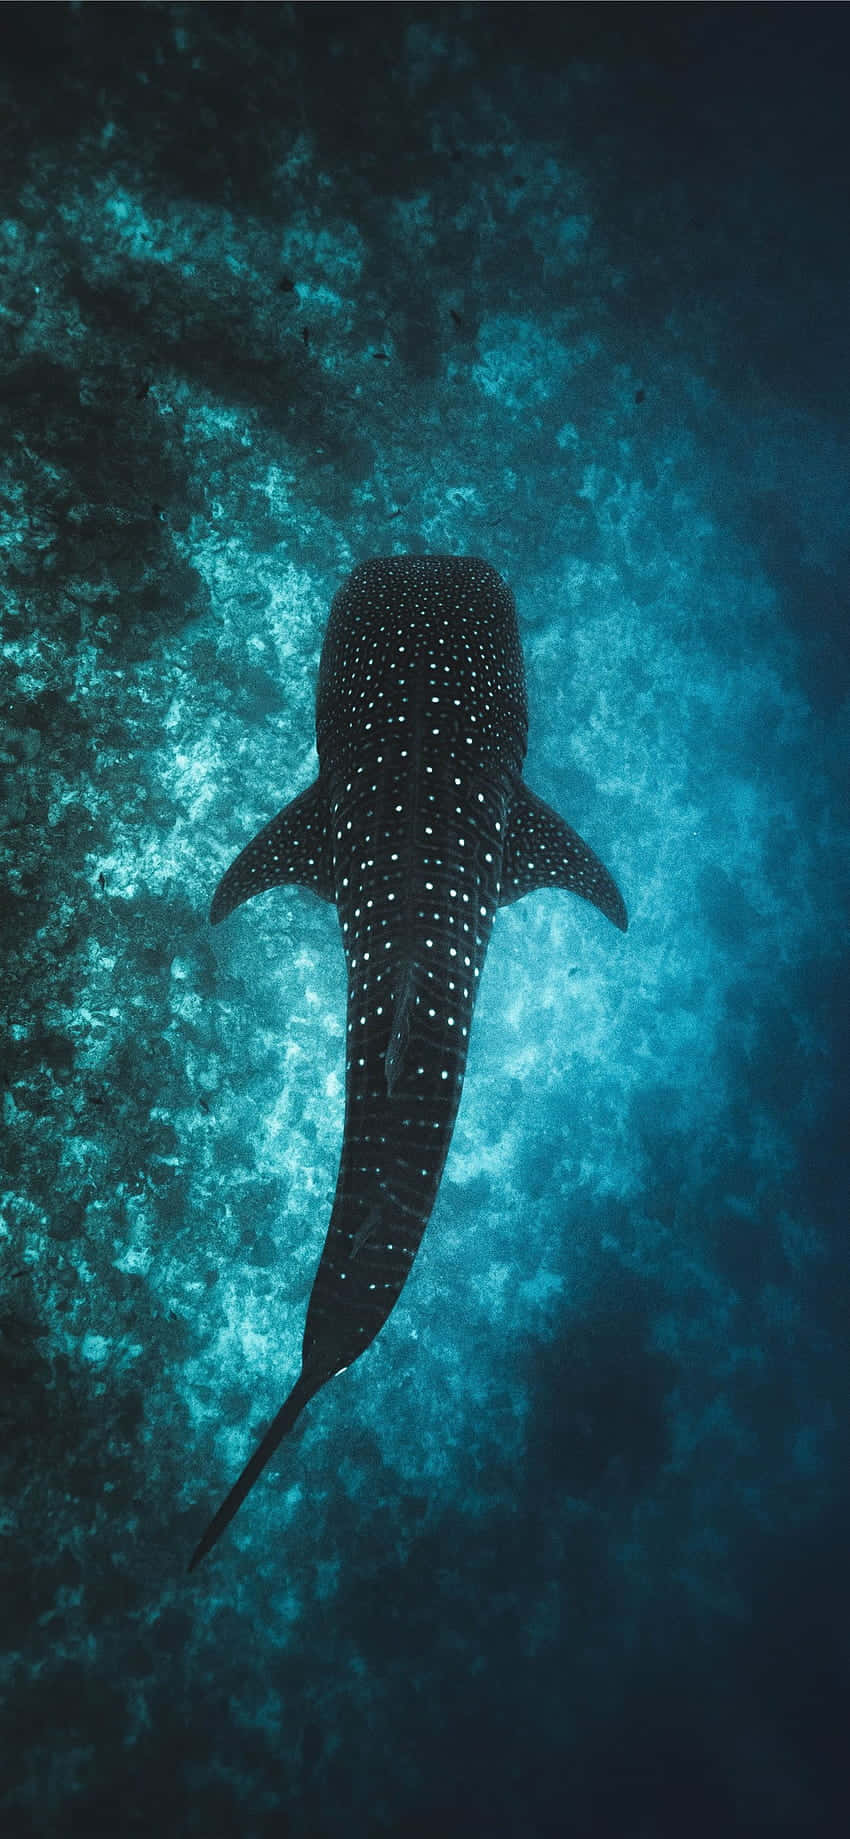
xmin=210 ymin=778 xmax=334 ymax=924
xmin=384 ymin=959 xmax=422 ymax=1095
xmin=500 ymin=781 xmax=627 ymax=931
xmin=350 ymin=1204 xmax=383 ymax=1260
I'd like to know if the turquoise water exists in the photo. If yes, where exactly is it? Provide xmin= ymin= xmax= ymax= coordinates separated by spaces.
xmin=1 ymin=5 xmax=847 ymax=1835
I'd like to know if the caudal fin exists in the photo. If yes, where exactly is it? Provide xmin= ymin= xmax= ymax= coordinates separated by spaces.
xmin=187 ymin=1368 xmax=323 ymax=1572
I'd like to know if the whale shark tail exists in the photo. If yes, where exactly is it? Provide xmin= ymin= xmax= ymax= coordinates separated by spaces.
xmin=187 ymin=1363 xmax=332 ymax=1572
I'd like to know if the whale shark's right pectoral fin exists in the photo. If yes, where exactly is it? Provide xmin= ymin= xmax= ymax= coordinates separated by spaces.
xmin=500 ymin=781 xmax=628 ymax=931
xmin=210 ymin=778 xmax=335 ymax=924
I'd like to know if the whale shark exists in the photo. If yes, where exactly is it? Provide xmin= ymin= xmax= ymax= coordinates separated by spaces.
xmin=188 ymin=554 xmax=627 ymax=1570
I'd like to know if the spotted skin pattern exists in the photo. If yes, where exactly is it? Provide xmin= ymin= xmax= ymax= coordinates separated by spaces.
xmin=189 ymin=555 xmax=627 ymax=1569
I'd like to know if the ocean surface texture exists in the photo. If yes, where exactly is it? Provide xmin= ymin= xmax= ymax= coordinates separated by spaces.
xmin=1 ymin=5 xmax=847 ymax=1836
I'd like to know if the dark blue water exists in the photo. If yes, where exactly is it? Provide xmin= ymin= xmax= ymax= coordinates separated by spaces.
xmin=2 ymin=5 xmax=847 ymax=1834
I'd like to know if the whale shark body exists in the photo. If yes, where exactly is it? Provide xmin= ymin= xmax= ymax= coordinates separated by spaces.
xmin=188 ymin=555 xmax=627 ymax=1569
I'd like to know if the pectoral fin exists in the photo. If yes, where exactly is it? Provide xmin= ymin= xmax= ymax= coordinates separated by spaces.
xmin=500 ymin=781 xmax=627 ymax=931
xmin=211 ymin=778 xmax=334 ymax=923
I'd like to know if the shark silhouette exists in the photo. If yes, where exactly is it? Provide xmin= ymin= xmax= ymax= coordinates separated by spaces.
xmin=188 ymin=555 xmax=627 ymax=1569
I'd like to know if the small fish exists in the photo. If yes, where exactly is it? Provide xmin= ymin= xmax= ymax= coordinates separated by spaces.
xmin=188 ymin=554 xmax=627 ymax=1569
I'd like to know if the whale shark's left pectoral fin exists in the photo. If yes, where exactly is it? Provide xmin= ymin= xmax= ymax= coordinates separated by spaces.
xmin=210 ymin=777 xmax=335 ymax=924
xmin=501 ymin=781 xmax=628 ymax=931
